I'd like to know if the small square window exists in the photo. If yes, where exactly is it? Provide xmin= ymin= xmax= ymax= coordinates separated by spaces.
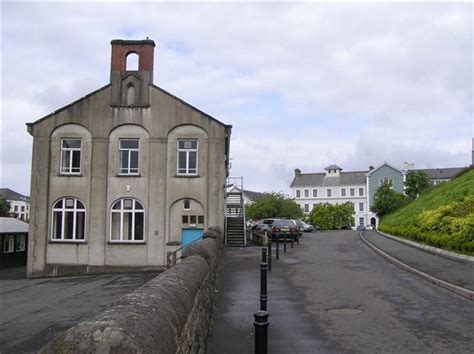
xmin=182 ymin=215 xmax=189 ymax=224
xmin=190 ymin=215 xmax=197 ymax=224
xmin=198 ymin=215 xmax=204 ymax=224
xmin=183 ymin=199 xmax=191 ymax=210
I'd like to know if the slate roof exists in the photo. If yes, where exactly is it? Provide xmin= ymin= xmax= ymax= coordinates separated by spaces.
xmin=290 ymin=171 xmax=367 ymax=187
xmin=0 ymin=188 xmax=30 ymax=202
xmin=243 ymin=190 xmax=269 ymax=202
xmin=0 ymin=217 xmax=29 ymax=234
xmin=414 ymin=167 xmax=465 ymax=180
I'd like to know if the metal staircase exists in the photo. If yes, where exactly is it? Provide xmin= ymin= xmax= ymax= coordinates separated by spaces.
xmin=225 ymin=177 xmax=246 ymax=247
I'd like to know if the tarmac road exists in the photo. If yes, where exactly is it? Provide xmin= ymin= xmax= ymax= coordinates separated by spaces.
xmin=0 ymin=268 xmax=159 ymax=353
xmin=207 ymin=231 xmax=473 ymax=353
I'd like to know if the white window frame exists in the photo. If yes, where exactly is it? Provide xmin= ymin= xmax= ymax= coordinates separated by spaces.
xmin=183 ymin=199 xmax=191 ymax=210
xmin=4 ymin=235 xmax=15 ymax=253
xmin=304 ymin=189 xmax=309 ymax=198
xmin=296 ymin=190 xmax=301 ymax=198
xmin=359 ymin=188 xmax=364 ymax=196
xmin=110 ymin=198 xmax=145 ymax=242
xmin=118 ymin=139 xmax=140 ymax=175
xmin=350 ymin=188 xmax=355 ymax=197
xmin=379 ymin=178 xmax=394 ymax=187
xmin=304 ymin=204 xmax=309 ymax=213
xmin=16 ymin=235 xmax=26 ymax=252
xmin=359 ymin=202 xmax=364 ymax=212
xmin=341 ymin=188 xmax=346 ymax=197
xmin=177 ymin=139 xmax=198 ymax=176
xmin=312 ymin=189 xmax=317 ymax=197
xmin=327 ymin=188 xmax=332 ymax=197
xmin=60 ymin=138 xmax=82 ymax=175
xmin=359 ymin=217 xmax=365 ymax=226
xmin=51 ymin=197 xmax=86 ymax=242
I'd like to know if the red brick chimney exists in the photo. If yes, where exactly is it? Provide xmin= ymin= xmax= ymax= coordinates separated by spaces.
xmin=110 ymin=39 xmax=155 ymax=107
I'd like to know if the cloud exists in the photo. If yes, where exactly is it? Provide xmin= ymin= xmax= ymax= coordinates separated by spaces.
xmin=1 ymin=2 xmax=472 ymax=195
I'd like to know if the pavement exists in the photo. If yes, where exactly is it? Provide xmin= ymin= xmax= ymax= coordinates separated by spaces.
xmin=362 ymin=230 xmax=474 ymax=295
xmin=0 ymin=268 xmax=159 ymax=353
xmin=207 ymin=231 xmax=474 ymax=353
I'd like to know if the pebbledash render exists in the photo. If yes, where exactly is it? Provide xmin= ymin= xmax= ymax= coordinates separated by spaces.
xmin=26 ymin=39 xmax=231 ymax=278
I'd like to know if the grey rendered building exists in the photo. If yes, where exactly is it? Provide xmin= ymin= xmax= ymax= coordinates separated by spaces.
xmin=26 ymin=39 xmax=231 ymax=278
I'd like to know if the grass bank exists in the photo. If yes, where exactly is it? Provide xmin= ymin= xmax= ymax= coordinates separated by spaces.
xmin=379 ymin=168 xmax=474 ymax=255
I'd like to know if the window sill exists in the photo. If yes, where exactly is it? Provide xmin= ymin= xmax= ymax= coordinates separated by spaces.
xmin=166 ymin=241 xmax=182 ymax=246
xmin=58 ymin=173 xmax=83 ymax=177
xmin=174 ymin=174 xmax=201 ymax=178
xmin=49 ymin=240 xmax=87 ymax=244
xmin=115 ymin=174 xmax=142 ymax=178
xmin=107 ymin=241 xmax=146 ymax=245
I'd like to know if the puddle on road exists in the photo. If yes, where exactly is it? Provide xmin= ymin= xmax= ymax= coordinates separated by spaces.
xmin=326 ymin=308 xmax=364 ymax=315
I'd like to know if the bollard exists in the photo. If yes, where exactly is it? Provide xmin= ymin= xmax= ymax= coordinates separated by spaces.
xmin=296 ymin=233 xmax=299 ymax=245
xmin=266 ymin=232 xmax=272 ymax=271
xmin=290 ymin=233 xmax=294 ymax=248
xmin=260 ymin=248 xmax=268 ymax=311
xmin=276 ymin=237 xmax=280 ymax=260
xmin=283 ymin=235 xmax=287 ymax=253
xmin=254 ymin=310 xmax=269 ymax=354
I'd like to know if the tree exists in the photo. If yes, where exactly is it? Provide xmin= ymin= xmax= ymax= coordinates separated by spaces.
xmin=307 ymin=202 xmax=355 ymax=230
xmin=405 ymin=170 xmax=430 ymax=200
xmin=371 ymin=181 xmax=407 ymax=217
xmin=0 ymin=197 xmax=11 ymax=217
xmin=245 ymin=192 xmax=303 ymax=220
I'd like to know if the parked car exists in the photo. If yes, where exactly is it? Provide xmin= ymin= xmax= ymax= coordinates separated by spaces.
xmin=270 ymin=219 xmax=299 ymax=241
xmin=296 ymin=219 xmax=314 ymax=233
xmin=356 ymin=225 xmax=366 ymax=231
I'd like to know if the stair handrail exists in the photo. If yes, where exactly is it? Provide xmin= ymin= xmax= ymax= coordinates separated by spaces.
xmin=166 ymin=236 xmax=203 ymax=269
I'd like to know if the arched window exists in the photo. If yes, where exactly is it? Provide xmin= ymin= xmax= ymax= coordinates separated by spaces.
xmin=126 ymin=52 xmax=139 ymax=71
xmin=110 ymin=198 xmax=144 ymax=242
xmin=52 ymin=198 xmax=86 ymax=241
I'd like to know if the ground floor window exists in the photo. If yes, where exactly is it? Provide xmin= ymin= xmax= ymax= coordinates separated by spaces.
xmin=359 ymin=217 xmax=364 ymax=226
xmin=110 ymin=198 xmax=145 ymax=242
xmin=52 ymin=197 xmax=86 ymax=241
xmin=4 ymin=235 xmax=15 ymax=253
xmin=16 ymin=235 xmax=26 ymax=251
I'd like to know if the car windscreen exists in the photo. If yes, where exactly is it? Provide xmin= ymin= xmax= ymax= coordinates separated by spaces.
xmin=263 ymin=219 xmax=276 ymax=225
xmin=273 ymin=220 xmax=295 ymax=227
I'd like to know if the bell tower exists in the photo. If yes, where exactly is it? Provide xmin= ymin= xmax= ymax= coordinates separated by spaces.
xmin=110 ymin=39 xmax=155 ymax=107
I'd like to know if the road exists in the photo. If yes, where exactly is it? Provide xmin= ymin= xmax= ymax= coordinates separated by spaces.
xmin=208 ymin=231 xmax=473 ymax=353
xmin=0 ymin=268 xmax=158 ymax=353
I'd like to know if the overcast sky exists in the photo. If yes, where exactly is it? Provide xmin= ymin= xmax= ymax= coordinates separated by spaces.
xmin=2 ymin=1 xmax=473 ymax=196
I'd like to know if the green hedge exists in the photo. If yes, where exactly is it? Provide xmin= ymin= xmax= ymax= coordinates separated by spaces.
xmin=379 ymin=169 xmax=474 ymax=255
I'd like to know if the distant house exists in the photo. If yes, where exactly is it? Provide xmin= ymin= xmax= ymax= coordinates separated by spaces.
xmin=413 ymin=167 xmax=465 ymax=185
xmin=290 ymin=165 xmax=377 ymax=229
xmin=228 ymin=186 xmax=269 ymax=205
xmin=0 ymin=188 xmax=30 ymax=222
xmin=0 ymin=217 xmax=29 ymax=267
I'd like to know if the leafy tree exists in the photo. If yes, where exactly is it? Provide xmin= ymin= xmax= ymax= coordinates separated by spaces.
xmin=307 ymin=202 xmax=355 ymax=230
xmin=371 ymin=181 xmax=407 ymax=217
xmin=405 ymin=170 xmax=430 ymax=200
xmin=0 ymin=197 xmax=11 ymax=217
xmin=245 ymin=192 xmax=303 ymax=220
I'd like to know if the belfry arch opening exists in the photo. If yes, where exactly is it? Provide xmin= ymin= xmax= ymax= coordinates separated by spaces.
xmin=126 ymin=52 xmax=139 ymax=71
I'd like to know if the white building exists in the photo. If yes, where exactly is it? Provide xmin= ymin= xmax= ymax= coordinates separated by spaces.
xmin=290 ymin=165 xmax=377 ymax=229
xmin=0 ymin=188 xmax=30 ymax=222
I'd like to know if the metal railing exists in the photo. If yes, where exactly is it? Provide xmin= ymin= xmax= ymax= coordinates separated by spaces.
xmin=166 ymin=236 xmax=204 ymax=269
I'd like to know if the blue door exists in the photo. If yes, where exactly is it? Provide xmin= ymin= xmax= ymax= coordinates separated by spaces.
xmin=182 ymin=228 xmax=204 ymax=248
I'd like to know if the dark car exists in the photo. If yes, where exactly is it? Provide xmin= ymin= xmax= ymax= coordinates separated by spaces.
xmin=356 ymin=225 xmax=365 ymax=231
xmin=270 ymin=219 xmax=299 ymax=241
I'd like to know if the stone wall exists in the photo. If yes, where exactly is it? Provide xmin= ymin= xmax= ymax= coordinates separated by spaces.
xmin=40 ymin=236 xmax=219 ymax=354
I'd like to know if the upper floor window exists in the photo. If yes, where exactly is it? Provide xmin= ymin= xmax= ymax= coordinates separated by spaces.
xmin=183 ymin=199 xmax=191 ymax=210
xmin=304 ymin=189 xmax=309 ymax=198
xmin=52 ymin=197 xmax=86 ymax=241
xmin=379 ymin=178 xmax=394 ymax=187
xmin=313 ymin=189 xmax=317 ymax=197
xmin=304 ymin=204 xmax=309 ymax=213
xmin=110 ymin=198 xmax=144 ymax=242
xmin=177 ymin=140 xmax=198 ymax=176
xmin=60 ymin=139 xmax=81 ymax=174
xmin=350 ymin=188 xmax=355 ymax=197
xmin=327 ymin=188 xmax=332 ymax=197
xmin=296 ymin=190 xmax=301 ymax=198
xmin=359 ymin=188 xmax=364 ymax=196
xmin=119 ymin=139 xmax=139 ymax=175
xmin=341 ymin=188 xmax=346 ymax=197
xmin=359 ymin=202 xmax=364 ymax=212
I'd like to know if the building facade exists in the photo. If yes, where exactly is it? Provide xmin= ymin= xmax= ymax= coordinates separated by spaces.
xmin=0 ymin=217 xmax=29 ymax=267
xmin=26 ymin=39 xmax=231 ymax=278
xmin=290 ymin=165 xmax=376 ymax=229
xmin=0 ymin=188 xmax=30 ymax=221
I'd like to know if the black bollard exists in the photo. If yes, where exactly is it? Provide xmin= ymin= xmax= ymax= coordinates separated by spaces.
xmin=296 ymin=233 xmax=299 ymax=245
xmin=290 ymin=233 xmax=294 ymax=248
xmin=276 ymin=237 xmax=279 ymax=260
xmin=260 ymin=248 xmax=268 ymax=311
xmin=254 ymin=310 xmax=269 ymax=354
xmin=283 ymin=235 xmax=287 ymax=253
xmin=267 ymin=232 xmax=272 ymax=271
